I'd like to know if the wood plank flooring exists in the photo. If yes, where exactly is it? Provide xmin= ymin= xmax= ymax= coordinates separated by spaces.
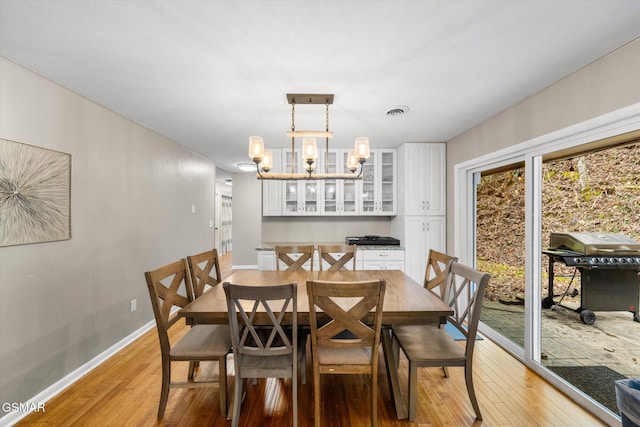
xmin=16 ymin=252 xmax=605 ymax=426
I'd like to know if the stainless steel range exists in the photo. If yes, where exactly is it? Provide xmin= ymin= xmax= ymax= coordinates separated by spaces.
xmin=543 ymin=232 xmax=640 ymax=324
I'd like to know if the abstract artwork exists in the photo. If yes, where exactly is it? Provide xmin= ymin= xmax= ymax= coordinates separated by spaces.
xmin=0 ymin=138 xmax=71 ymax=247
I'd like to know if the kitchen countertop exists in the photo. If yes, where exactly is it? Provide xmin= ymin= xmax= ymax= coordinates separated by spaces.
xmin=256 ymin=242 xmax=404 ymax=251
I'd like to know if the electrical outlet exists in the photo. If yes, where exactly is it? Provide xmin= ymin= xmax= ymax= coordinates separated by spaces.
xmin=130 ymin=299 xmax=137 ymax=312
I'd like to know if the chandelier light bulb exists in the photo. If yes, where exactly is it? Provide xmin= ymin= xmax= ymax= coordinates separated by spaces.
xmin=302 ymin=137 xmax=318 ymax=162
xmin=261 ymin=150 xmax=273 ymax=172
xmin=248 ymin=136 xmax=265 ymax=162
xmin=354 ymin=137 xmax=370 ymax=161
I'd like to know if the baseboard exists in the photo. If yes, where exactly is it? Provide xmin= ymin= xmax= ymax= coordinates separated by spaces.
xmin=0 ymin=319 xmax=156 ymax=427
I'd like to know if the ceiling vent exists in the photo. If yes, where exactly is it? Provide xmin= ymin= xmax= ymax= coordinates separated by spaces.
xmin=386 ymin=105 xmax=410 ymax=116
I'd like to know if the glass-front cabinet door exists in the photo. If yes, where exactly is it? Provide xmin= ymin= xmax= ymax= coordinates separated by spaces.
xmin=358 ymin=149 xmax=396 ymax=215
xmin=360 ymin=151 xmax=377 ymax=214
xmin=284 ymin=181 xmax=300 ymax=214
xmin=341 ymin=151 xmax=358 ymax=214
xmin=283 ymin=148 xmax=320 ymax=215
xmin=302 ymin=180 xmax=319 ymax=214
xmin=319 ymin=149 xmax=358 ymax=215
xmin=379 ymin=149 xmax=396 ymax=214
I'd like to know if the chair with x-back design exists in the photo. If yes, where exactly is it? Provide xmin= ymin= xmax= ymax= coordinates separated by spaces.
xmin=144 ymin=259 xmax=231 ymax=419
xmin=187 ymin=248 xmax=223 ymax=298
xmin=306 ymin=278 xmax=386 ymax=427
xmin=318 ymin=244 xmax=356 ymax=271
xmin=275 ymin=245 xmax=314 ymax=271
xmin=223 ymin=281 xmax=299 ymax=427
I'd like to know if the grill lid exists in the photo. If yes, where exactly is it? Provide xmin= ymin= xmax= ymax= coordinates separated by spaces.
xmin=549 ymin=232 xmax=640 ymax=255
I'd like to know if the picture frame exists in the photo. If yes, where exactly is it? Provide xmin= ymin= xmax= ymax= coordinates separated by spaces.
xmin=0 ymin=138 xmax=72 ymax=247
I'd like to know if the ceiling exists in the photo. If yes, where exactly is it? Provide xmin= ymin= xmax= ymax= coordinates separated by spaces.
xmin=2 ymin=1 xmax=640 ymax=182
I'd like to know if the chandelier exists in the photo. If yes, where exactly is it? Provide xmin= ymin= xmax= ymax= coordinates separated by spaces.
xmin=247 ymin=94 xmax=370 ymax=180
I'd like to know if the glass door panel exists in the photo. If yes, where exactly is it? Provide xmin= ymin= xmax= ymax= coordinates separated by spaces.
xmin=476 ymin=164 xmax=526 ymax=349
xmin=380 ymin=151 xmax=395 ymax=213
xmin=284 ymin=181 xmax=298 ymax=214
xmin=303 ymin=181 xmax=318 ymax=214
xmin=361 ymin=151 xmax=376 ymax=213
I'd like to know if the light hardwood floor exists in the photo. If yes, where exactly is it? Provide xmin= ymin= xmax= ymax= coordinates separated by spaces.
xmin=16 ymin=253 xmax=605 ymax=426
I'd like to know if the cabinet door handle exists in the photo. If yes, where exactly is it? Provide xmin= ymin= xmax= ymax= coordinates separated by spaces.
xmin=426 ymin=201 xmax=430 ymax=210
xmin=422 ymin=222 xmax=425 ymax=231
xmin=422 ymin=201 xmax=425 ymax=211
xmin=426 ymin=222 xmax=430 ymax=231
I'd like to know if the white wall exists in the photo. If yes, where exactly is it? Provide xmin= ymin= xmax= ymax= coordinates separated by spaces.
xmin=231 ymin=173 xmax=262 ymax=267
xmin=0 ymin=58 xmax=217 ymax=416
xmin=446 ymin=37 xmax=640 ymax=254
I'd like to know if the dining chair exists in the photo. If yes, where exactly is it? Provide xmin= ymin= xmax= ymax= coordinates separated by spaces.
xmin=392 ymin=261 xmax=491 ymax=421
xmin=144 ymin=259 xmax=231 ymax=419
xmin=223 ymin=281 xmax=299 ymax=427
xmin=275 ymin=245 xmax=314 ymax=271
xmin=306 ymin=278 xmax=386 ymax=427
xmin=317 ymin=244 xmax=356 ymax=271
xmin=424 ymin=249 xmax=458 ymax=299
xmin=187 ymin=248 xmax=222 ymax=298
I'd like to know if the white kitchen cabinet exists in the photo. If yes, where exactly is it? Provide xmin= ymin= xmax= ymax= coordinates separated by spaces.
xmin=318 ymin=149 xmax=359 ymax=216
xmin=257 ymin=250 xmax=277 ymax=270
xmin=282 ymin=149 xmax=321 ymax=215
xmin=398 ymin=143 xmax=445 ymax=216
xmin=357 ymin=249 xmax=404 ymax=271
xmin=262 ymin=148 xmax=282 ymax=216
xmin=392 ymin=216 xmax=445 ymax=283
xmin=358 ymin=149 xmax=397 ymax=215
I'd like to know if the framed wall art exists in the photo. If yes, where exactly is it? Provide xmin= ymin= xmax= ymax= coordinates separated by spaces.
xmin=0 ymin=138 xmax=71 ymax=247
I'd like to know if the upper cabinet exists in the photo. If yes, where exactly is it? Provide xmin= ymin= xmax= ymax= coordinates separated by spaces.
xmin=262 ymin=148 xmax=397 ymax=216
xmin=318 ymin=149 xmax=359 ymax=216
xmin=359 ymin=149 xmax=397 ymax=216
xmin=398 ymin=143 xmax=445 ymax=216
xmin=283 ymin=148 xmax=321 ymax=215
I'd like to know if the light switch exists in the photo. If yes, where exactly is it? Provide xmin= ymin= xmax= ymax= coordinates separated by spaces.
xmin=209 ymin=220 xmax=214 ymax=228
xmin=191 ymin=204 xmax=196 ymax=214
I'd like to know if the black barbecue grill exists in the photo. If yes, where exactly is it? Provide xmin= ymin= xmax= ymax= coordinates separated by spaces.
xmin=542 ymin=232 xmax=640 ymax=324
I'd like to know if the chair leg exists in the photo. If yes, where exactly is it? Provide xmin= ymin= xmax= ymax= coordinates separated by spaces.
xmin=371 ymin=368 xmax=378 ymax=427
xmin=219 ymin=355 xmax=228 ymax=418
xmin=464 ymin=363 xmax=482 ymax=420
xmin=158 ymin=358 xmax=171 ymax=419
xmin=407 ymin=361 xmax=418 ymax=422
xmin=231 ymin=376 xmax=243 ymax=427
xmin=188 ymin=361 xmax=196 ymax=381
xmin=391 ymin=330 xmax=400 ymax=370
xmin=442 ymin=366 xmax=450 ymax=378
xmin=314 ymin=370 xmax=321 ymax=427
xmin=292 ymin=365 xmax=298 ymax=427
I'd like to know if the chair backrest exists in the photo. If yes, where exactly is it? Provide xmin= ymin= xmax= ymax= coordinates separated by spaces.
xmin=318 ymin=244 xmax=356 ymax=271
xmin=275 ymin=245 xmax=314 ymax=271
xmin=187 ymin=248 xmax=222 ymax=298
xmin=223 ymin=282 xmax=297 ymax=358
xmin=306 ymin=279 xmax=386 ymax=356
xmin=144 ymin=259 xmax=195 ymax=353
xmin=424 ymin=249 xmax=458 ymax=300
xmin=443 ymin=262 xmax=490 ymax=354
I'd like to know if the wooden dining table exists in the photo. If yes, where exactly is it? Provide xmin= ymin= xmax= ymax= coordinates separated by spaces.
xmin=178 ymin=269 xmax=453 ymax=420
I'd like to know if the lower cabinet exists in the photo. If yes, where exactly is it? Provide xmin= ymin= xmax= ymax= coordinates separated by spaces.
xmin=257 ymin=248 xmax=404 ymax=271
xmin=357 ymin=249 xmax=405 ymax=271
xmin=392 ymin=215 xmax=445 ymax=283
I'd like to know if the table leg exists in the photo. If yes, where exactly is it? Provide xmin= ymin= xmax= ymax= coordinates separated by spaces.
xmin=381 ymin=326 xmax=407 ymax=419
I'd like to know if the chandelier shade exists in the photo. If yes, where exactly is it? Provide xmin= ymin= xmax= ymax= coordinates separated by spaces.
xmin=248 ymin=93 xmax=369 ymax=180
